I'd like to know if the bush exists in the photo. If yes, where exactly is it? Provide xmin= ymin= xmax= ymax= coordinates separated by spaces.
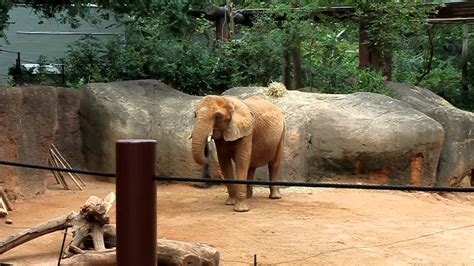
xmin=7 ymin=55 xmax=64 ymax=86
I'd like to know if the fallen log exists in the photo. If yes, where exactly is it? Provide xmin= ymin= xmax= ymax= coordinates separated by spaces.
xmin=79 ymin=193 xmax=115 ymax=225
xmin=156 ymin=238 xmax=220 ymax=266
xmin=78 ymin=225 xmax=219 ymax=265
xmin=63 ymin=192 xmax=116 ymax=258
xmin=61 ymin=237 xmax=220 ymax=266
xmin=0 ymin=212 xmax=77 ymax=254
xmin=0 ymin=192 xmax=116 ymax=256
xmin=0 ymin=192 xmax=220 ymax=265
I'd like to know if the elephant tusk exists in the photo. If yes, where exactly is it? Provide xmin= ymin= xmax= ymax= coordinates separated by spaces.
xmin=207 ymin=135 xmax=212 ymax=143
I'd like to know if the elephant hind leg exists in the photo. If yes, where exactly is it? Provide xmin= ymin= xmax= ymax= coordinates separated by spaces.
xmin=247 ymin=167 xmax=256 ymax=198
xmin=268 ymin=131 xmax=284 ymax=199
xmin=268 ymin=162 xmax=282 ymax=199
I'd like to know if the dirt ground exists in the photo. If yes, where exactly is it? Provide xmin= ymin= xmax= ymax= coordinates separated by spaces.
xmin=0 ymin=174 xmax=473 ymax=265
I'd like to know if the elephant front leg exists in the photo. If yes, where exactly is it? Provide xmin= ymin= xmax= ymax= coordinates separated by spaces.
xmin=233 ymin=137 xmax=252 ymax=212
xmin=216 ymin=149 xmax=236 ymax=205
xmin=219 ymin=158 xmax=236 ymax=205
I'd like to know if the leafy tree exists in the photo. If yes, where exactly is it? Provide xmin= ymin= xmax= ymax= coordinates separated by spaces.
xmin=4 ymin=0 xmax=471 ymax=110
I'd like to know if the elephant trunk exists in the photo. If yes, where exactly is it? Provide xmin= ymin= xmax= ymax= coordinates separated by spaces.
xmin=191 ymin=117 xmax=213 ymax=165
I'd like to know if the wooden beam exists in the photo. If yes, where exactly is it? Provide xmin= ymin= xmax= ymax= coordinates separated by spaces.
xmin=189 ymin=3 xmax=474 ymax=25
xmin=427 ymin=17 xmax=474 ymax=24
xmin=204 ymin=6 xmax=251 ymax=25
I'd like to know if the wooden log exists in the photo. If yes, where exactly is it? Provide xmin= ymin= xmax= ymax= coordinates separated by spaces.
xmin=51 ymin=144 xmax=86 ymax=186
xmin=92 ymin=224 xmax=106 ymax=251
xmin=63 ymin=223 xmax=90 ymax=259
xmin=50 ymin=148 xmax=83 ymax=190
xmin=60 ymin=248 xmax=117 ymax=266
xmin=68 ymin=244 xmax=86 ymax=255
xmin=0 ymin=198 xmax=8 ymax=217
xmin=60 ymin=237 xmax=220 ymax=266
xmin=63 ymin=193 xmax=116 ymax=258
xmin=0 ymin=212 xmax=77 ymax=254
xmin=79 ymin=192 xmax=115 ymax=225
xmin=156 ymin=238 xmax=220 ymax=266
xmin=82 ymin=224 xmax=117 ymax=249
xmin=0 ymin=187 xmax=13 ymax=211
xmin=49 ymin=150 xmax=70 ymax=190
xmin=48 ymin=156 xmax=67 ymax=189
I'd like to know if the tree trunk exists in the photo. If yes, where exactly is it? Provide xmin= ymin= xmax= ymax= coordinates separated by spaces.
xmin=383 ymin=50 xmax=392 ymax=81
xmin=283 ymin=49 xmax=291 ymax=89
xmin=226 ymin=0 xmax=234 ymax=41
xmin=461 ymin=24 xmax=469 ymax=107
xmin=359 ymin=17 xmax=392 ymax=79
xmin=416 ymin=26 xmax=435 ymax=85
xmin=359 ymin=19 xmax=370 ymax=69
xmin=293 ymin=46 xmax=303 ymax=89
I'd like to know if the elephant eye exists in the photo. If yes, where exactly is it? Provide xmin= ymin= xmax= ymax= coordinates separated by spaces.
xmin=215 ymin=112 xmax=223 ymax=121
xmin=193 ymin=111 xmax=197 ymax=118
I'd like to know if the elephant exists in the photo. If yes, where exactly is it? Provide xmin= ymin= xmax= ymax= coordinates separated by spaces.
xmin=191 ymin=95 xmax=286 ymax=212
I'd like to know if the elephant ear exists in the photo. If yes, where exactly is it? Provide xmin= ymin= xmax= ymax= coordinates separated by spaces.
xmin=223 ymin=96 xmax=255 ymax=141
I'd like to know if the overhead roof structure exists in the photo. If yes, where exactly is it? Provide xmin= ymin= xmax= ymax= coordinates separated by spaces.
xmin=189 ymin=2 xmax=474 ymax=25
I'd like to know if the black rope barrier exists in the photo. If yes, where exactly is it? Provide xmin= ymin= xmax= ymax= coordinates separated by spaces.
xmin=0 ymin=159 xmax=473 ymax=192
xmin=153 ymin=176 xmax=474 ymax=192
xmin=0 ymin=159 xmax=115 ymax=178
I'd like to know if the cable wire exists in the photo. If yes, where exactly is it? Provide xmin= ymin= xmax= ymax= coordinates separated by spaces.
xmin=0 ymin=159 xmax=473 ymax=192
xmin=0 ymin=159 xmax=115 ymax=177
xmin=154 ymin=176 xmax=474 ymax=193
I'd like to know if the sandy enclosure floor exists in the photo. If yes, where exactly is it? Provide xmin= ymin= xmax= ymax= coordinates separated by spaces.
xmin=0 ymin=175 xmax=473 ymax=265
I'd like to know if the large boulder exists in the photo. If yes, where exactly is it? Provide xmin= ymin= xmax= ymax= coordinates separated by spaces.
xmin=81 ymin=80 xmax=445 ymax=186
xmin=80 ymin=80 xmax=221 ymax=179
xmin=223 ymin=87 xmax=445 ymax=185
xmin=386 ymin=81 xmax=474 ymax=186
xmin=0 ymin=86 xmax=83 ymax=197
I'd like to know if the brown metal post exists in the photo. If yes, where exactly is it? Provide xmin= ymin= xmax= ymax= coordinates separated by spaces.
xmin=116 ymin=140 xmax=157 ymax=266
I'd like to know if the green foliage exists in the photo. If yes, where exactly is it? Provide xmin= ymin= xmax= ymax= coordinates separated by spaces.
xmin=7 ymin=0 xmax=469 ymax=111
xmin=392 ymin=23 xmax=474 ymax=111
xmin=304 ymin=21 xmax=358 ymax=93
xmin=352 ymin=68 xmax=391 ymax=95
xmin=61 ymin=35 xmax=109 ymax=87
xmin=57 ymin=11 xmax=285 ymax=94
xmin=0 ymin=0 xmax=12 ymax=40
xmin=7 ymin=55 xmax=63 ymax=86
xmin=355 ymin=2 xmax=437 ymax=51
xmin=392 ymin=49 xmax=422 ymax=84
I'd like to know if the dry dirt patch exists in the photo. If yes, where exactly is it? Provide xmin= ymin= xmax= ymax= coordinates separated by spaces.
xmin=0 ymin=175 xmax=473 ymax=265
